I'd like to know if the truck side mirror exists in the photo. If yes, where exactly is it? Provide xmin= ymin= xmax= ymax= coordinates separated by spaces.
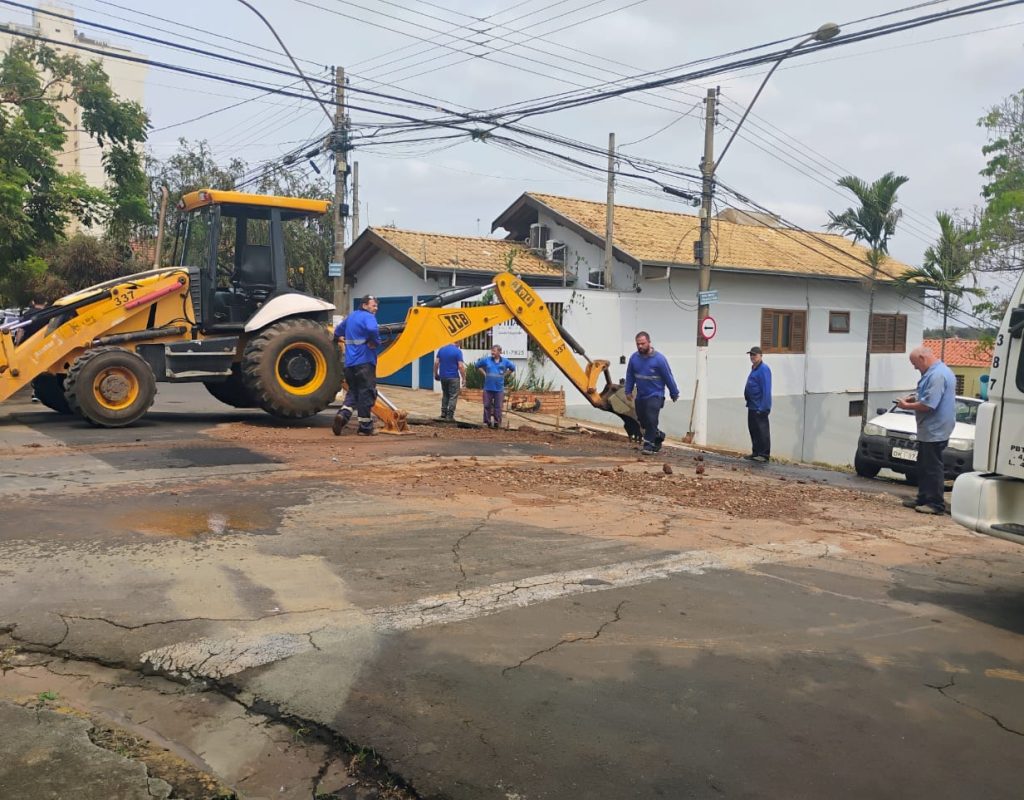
xmin=1009 ymin=306 xmax=1024 ymax=339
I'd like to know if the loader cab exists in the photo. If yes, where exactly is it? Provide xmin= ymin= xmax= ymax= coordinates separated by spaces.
xmin=173 ymin=190 xmax=331 ymax=331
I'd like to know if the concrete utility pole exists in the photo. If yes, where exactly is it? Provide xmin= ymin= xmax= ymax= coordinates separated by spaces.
xmin=351 ymin=160 xmax=360 ymax=243
xmin=603 ymin=132 xmax=616 ymax=290
xmin=332 ymin=66 xmax=349 ymax=313
xmin=693 ymin=88 xmax=717 ymax=447
xmin=689 ymin=23 xmax=840 ymax=447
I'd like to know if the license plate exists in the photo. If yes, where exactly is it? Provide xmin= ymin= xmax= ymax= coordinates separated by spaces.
xmin=892 ymin=447 xmax=918 ymax=462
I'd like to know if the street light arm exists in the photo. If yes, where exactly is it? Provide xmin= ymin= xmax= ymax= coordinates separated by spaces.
xmin=713 ymin=37 xmax=810 ymax=171
xmin=234 ymin=0 xmax=335 ymax=125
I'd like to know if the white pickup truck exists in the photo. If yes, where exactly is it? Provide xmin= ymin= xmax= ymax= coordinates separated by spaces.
xmin=951 ymin=281 xmax=1024 ymax=545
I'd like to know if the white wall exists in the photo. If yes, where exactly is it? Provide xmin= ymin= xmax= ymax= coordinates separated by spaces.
xmin=530 ymin=269 xmax=923 ymax=467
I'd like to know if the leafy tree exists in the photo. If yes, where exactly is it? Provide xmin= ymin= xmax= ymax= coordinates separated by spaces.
xmin=976 ymin=89 xmax=1023 ymax=273
xmin=898 ymin=212 xmax=983 ymax=360
xmin=0 ymin=41 xmax=149 ymax=302
xmin=826 ymin=171 xmax=910 ymax=428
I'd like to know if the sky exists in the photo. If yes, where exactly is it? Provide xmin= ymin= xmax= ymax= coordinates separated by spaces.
xmin=5 ymin=0 xmax=1023 ymax=318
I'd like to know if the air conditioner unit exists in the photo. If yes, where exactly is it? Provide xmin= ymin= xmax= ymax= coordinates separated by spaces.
xmin=529 ymin=223 xmax=550 ymax=251
xmin=545 ymin=240 xmax=566 ymax=265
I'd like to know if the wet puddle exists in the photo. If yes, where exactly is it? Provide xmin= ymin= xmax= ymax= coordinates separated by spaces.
xmin=115 ymin=507 xmax=267 ymax=538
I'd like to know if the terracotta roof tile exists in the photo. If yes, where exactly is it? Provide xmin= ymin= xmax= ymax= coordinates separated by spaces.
xmin=370 ymin=227 xmax=563 ymax=278
xmin=526 ymin=193 xmax=914 ymax=280
xmin=922 ymin=338 xmax=992 ymax=367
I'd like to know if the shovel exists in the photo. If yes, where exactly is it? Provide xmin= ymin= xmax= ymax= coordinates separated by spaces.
xmin=682 ymin=380 xmax=699 ymax=444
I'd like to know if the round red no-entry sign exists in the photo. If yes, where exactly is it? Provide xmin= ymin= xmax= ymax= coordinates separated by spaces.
xmin=699 ymin=316 xmax=717 ymax=340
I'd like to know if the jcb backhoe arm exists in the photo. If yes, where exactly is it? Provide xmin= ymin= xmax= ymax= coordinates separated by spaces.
xmin=365 ymin=275 xmax=640 ymax=437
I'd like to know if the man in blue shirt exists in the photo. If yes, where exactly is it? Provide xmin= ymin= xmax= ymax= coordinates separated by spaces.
xmin=434 ymin=342 xmax=466 ymax=421
xmin=743 ymin=346 xmax=773 ymax=463
xmin=625 ymin=331 xmax=679 ymax=455
xmin=332 ymin=295 xmax=380 ymax=436
xmin=896 ymin=345 xmax=956 ymax=515
xmin=474 ymin=345 xmax=515 ymax=429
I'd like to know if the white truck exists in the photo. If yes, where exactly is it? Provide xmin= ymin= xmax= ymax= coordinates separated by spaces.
xmin=951 ymin=280 xmax=1024 ymax=545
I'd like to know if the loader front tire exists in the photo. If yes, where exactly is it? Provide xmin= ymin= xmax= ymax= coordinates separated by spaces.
xmin=65 ymin=347 xmax=157 ymax=427
xmin=241 ymin=319 xmax=341 ymax=419
xmin=204 ymin=365 xmax=258 ymax=408
xmin=32 ymin=373 xmax=72 ymax=414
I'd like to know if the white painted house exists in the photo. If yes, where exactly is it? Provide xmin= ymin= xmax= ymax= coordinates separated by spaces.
xmin=345 ymin=192 xmax=922 ymax=467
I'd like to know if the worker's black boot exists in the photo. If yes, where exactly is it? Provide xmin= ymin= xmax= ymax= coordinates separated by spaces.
xmin=357 ymin=419 xmax=375 ymax=436
xmin=332 ymin=408 xmax=352 ymax=436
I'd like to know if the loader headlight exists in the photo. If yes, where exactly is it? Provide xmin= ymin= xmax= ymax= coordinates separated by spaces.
xmin=863 ymin=422 xmax=886 ymax=437
xmin=947 ymin=437 xmax=973 ymax=452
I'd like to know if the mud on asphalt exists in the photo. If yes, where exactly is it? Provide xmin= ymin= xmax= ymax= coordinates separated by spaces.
xmin=3 ymin=411 xmax=1024 ymax=799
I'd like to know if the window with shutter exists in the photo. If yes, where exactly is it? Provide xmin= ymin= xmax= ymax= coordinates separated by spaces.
xmin=760 ymin=309 xmax=807 ymax=354
xmin=894 ymin=314 xmax=907 ymax=352
xmin=869 ymin=314 xmax=908 ymax=353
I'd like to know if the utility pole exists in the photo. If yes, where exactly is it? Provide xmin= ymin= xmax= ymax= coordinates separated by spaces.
xmin=351 ymin=160 xmax=360 ymax=242
xmin=332 ymin=66 xmax=349 ymax=314
xmin=603 ymin=132 xmax=616 ymax=290
xmin=693 ymin=87 xmax=717 ymax=447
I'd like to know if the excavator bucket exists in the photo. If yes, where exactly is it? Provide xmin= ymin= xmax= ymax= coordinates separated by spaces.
xmin=374 ymin=401 xmax=410 ymax=434
xmin=601 ymin=385 xmax=643 ymax=442
xmin=334 ymin=384 xmax=413 ymax=435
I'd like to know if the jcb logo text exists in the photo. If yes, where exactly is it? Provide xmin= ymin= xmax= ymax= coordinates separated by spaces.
xmin=440 ymin=312 xmax=471 ymax=335
xmin=510 ymin=280 xmax=535 ymax=308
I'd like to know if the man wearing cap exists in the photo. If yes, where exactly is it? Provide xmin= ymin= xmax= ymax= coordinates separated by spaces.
xmin=744 ymin=346 xmax=772 ymax=462
xmin=625 ymin=331 xmax=679 ymax=455
xmin=332 ymin=295 xmax=379 ymax=436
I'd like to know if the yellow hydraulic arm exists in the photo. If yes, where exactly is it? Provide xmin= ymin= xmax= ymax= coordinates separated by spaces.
xmin=0 ymin=270 xmax=190 ymax=402
xmin=372 ymin=274 xmax=640 ymax=436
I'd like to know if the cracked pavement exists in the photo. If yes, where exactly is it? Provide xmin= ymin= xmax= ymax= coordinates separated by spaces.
xmin=2 ymin=384 xmax=1024 ymax=799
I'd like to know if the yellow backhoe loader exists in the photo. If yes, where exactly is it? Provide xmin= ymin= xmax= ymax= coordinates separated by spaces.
xmin=0 ymin=190 xmax=341 ymax=426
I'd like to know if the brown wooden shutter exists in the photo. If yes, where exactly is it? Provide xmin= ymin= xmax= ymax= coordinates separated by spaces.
xmin=894 ymin=314 xmax=907 ymax=353
xmin=870 ymin=314 xmax=892 ymax=354
xmin=760 ymin=309 xmax=773 ymax=351
xmin=791 ymin=311 xmax=807 ymax=353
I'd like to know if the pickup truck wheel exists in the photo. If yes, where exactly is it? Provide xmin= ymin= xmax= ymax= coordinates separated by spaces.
xmin=854 ymin=453 xmax=880 ymax=478
xmin=65 ymin=347 xmax=157 ymax=427
xmin=241 ymin=319 xmax=341 ymax=418
xmin=204 ymin=365 xmax=258 ymax=408
xmin=32 ymin=373 xmax=72 ymax=414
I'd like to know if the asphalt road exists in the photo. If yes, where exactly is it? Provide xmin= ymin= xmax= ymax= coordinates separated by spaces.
xmin=2 ymin=384 xmax=1023 ymax=799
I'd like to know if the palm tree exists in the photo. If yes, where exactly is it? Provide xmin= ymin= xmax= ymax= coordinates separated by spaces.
xmin=826 ymin=172 xmax=910 ymax=428
xmin=899 ymin=212 xmax=983 ymax=361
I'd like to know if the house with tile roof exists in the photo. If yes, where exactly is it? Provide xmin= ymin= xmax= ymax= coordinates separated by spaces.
xmin=923 ymin=338 xmax=992 ymax=397
xmin=344 ymin=192 xmax=926 ymax=466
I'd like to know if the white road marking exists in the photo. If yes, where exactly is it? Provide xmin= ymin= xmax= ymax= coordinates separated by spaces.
xmin=140 ymin=541 xmax=829 ymax=679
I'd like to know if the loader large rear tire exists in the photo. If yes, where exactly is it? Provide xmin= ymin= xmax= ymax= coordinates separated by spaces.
xmin=241 ymin=319 xmax=341 ymax=419
xmin=32 ymin=373 xmax=72 ymax=415
xmin=204 ymin=365 xmax=258 ymax=409
xmin=65 ymin=347 xmax=157 ymax=427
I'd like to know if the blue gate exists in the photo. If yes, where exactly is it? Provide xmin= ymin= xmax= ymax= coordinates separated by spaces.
xmin=374 ymin=295 xmax=413 ymax=387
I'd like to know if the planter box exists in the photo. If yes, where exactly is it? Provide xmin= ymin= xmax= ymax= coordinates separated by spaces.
xmin=460 ymin=388 xmax=566 ymax=416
